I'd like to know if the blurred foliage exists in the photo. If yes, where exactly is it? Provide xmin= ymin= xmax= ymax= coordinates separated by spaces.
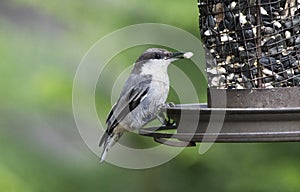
xmin=1 ymin=0 xmax=300 ymax=192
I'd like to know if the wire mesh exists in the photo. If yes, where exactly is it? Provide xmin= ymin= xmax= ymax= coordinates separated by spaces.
xmin=199 ymin=0 xmax=300 ymax=89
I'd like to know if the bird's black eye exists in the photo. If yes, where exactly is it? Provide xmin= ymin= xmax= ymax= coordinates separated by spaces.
xmin=155 ymin=53 xmax=162 ymax=59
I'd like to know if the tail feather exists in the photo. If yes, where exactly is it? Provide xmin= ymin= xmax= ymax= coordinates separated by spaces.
xmin=99 ymin=133 xmax=122 ymax=163
xmin=99 ymin=131 xmax=109 ymax=147
xmin=99 ymin=127 xmax=125 ymax=163
xmin=99 ymin=132 xmax=110 ymax=163
xmin=100 ymin=142 xmax=109 ymax=163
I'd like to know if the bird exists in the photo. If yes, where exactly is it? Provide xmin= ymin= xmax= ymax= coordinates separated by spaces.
xmin=99 ymin=48 xmax=193 ymax=162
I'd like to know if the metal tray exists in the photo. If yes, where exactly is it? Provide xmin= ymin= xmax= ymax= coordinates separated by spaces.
xmin=139 ymin=104 xmax=300 ymax=146
xmin=208 ymin=87 xmax=300 ymax=108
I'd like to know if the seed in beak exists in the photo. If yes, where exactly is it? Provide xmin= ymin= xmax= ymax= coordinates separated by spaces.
xmin=183 ymin=52 xmax=193 ymax=59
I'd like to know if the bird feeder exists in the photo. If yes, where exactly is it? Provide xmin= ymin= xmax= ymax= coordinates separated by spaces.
xmin=139 ymin=0 xmax=300 ymax=146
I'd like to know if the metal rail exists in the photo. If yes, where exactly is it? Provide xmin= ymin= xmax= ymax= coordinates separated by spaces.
xmin=139 ymin=104 xmax=300 ymax=147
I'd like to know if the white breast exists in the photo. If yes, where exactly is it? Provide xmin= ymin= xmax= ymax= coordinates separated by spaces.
xmin=140 ymin=59 xmax=170 ymax=109
xmin=140 ymin=59 xmax=170 ymax=84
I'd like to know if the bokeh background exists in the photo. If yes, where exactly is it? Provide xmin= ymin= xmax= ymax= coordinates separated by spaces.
xmin=1 ymin=0 xmax=300 ymax=191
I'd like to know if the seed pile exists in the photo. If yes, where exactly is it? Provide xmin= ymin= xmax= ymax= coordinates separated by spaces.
xmin=199 ymin=0 xmax=300 ymax=89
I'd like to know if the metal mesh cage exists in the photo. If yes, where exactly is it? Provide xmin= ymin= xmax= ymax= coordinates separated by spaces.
xmin=199 ymin=0 xmax=300 ymax=89
xmin=139 ymin=0 xmax=300 ymax=146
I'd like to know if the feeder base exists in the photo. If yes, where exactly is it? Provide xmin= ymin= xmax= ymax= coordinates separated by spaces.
xmin=139 ymin=104 xmax=300 ymax=146
xmin=208 ymin=87 xmax=300 ymax=108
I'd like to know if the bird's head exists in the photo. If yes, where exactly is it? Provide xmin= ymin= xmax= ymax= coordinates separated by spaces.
xmin=136 ymin=48 xmax=193 ymax=63
xmin=133 ymin=48 xmax=193 ymax=75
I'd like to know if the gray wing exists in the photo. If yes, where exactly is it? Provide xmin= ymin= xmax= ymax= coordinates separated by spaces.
xmin=99 ymin=77 xmax=151 ymax=146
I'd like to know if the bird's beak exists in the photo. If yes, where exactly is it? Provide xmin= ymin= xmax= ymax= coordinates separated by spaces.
xmin=167 ymin=51 xmax=194 ymax=61
xmin=169 ymin=52 xmax=185 ymax=60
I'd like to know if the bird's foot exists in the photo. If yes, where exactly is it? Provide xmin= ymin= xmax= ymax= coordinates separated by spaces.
xmin=165 ymin=102 xmax=176 ymax=108
xmin=164 ymin=115 xmax=175 ymax=126
xmin=156 ymin=111 xmax=176 ymax=126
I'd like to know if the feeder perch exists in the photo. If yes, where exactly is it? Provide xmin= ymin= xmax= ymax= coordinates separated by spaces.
xmin=139 ymin=0 xmax=300 ymax=146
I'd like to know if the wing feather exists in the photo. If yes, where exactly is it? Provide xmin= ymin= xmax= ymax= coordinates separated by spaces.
xmin=99 ymin=79 xmax=151 ymax=147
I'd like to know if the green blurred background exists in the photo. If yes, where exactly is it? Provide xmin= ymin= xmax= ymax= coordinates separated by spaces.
xmin=1 ymin=0 xmax=300 ymax=191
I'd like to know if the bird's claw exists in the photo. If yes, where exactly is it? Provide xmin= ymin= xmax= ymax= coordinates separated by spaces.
xmin=163 ymin=102 xmax=176 ymax=126
xmin=156 ymin=111 xmax=175 ymax=126
xmin=164 ymin=115 xmax=176 ymax=126
xmin=165 ymin=102 xmax=176 ymax=108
